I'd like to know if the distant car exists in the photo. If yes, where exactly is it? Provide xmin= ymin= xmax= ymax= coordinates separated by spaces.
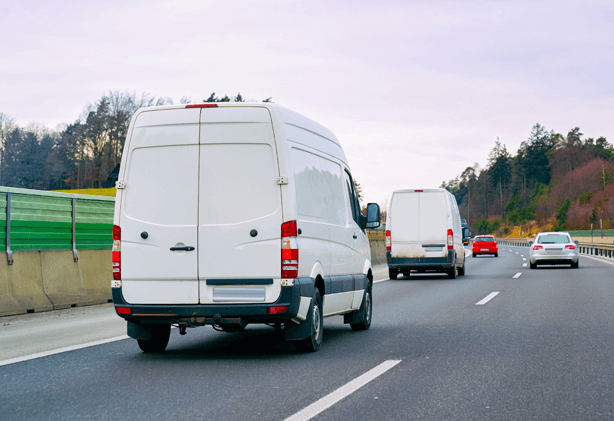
xmin=529 ymin=232 xmax=579 ymax=269
xmin=472 ymin=235 xmax=498 ymax=257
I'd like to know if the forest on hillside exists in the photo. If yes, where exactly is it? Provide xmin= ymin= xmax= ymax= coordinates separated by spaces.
xmin=441 ymin=124 xmax=614 ymax=235
xmin=0 ymin=91 xmax=267 ymax=191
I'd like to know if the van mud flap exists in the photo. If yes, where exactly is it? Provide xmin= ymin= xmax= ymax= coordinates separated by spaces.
xmin=284 ymin=307 xmax=313 ymax=341
xmin=284 ymin=278 xmax=316 ymax=341
xmin=128 ymin=321 xmax=154 ymax=340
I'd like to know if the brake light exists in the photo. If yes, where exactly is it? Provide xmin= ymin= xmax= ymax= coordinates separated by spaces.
xmin=112 ymin=225 xmax=121 ymax=280
xmin=115 ymin=306 xmax=131 ymax=316
xmin=269 ymin=306 xmax=287 ymax=314
xmin=532 ymin=245 xmax=543 ymax=250
xmin=281 ymin=221 xmax=298 ymax=278
xmin=447 ymin=229 xmax=453 ymax=250
xmin=386 ymin=230 xmax=391 ymax=251
xmin=565 ymin=244 xmax=576 ymax=250
xmin=185 ymin=103 xmax=218 ymax=108
xmin=414 ymin=190 xmax=423 ymax=192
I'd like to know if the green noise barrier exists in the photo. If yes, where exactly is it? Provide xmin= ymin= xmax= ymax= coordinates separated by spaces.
xmin=1 ymin=187 xmax=114 ymax=265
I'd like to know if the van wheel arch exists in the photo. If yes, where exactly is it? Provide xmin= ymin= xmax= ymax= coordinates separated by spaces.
xmin=314 ymin=275 xmax=325 ymax=298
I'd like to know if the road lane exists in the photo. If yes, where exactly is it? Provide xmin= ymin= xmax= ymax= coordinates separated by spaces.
xmin=1 ymin=246 xmax=614 ymax=420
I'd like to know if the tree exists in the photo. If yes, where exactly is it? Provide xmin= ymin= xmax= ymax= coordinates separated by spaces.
xmin=0 ymin=113 xmax=16 ymax=186
xmin=1 ymin=127 xmax=54 ymax=189
xmin=353 ymin=180 xmax=363 ymax=202
xmin=205 ymin=92 xmax=218 ymax=102
xmin=488 ymin=139 xmax=512 ymax=188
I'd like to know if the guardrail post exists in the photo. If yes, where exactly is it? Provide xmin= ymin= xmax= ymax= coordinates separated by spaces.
xmin=6 ymin=192 xmax=13 ymax=265
xmin=71 ymin=198 xmax=79 ymax=262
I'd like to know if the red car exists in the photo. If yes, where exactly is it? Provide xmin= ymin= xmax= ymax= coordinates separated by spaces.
xmin=472 ymin=235 xmax=498 ymax=257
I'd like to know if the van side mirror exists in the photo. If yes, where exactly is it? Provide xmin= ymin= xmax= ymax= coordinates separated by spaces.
xmin=574 ymin=240 xmax=579 ymax=245
xmin=528 ymin=241 xmax=534 ymax=246
xmin=364 ymin=203 xmax=381 ymax=229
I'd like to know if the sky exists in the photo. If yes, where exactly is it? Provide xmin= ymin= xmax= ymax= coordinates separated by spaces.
xmin=2 ymin=0 xmax=613 ymax=205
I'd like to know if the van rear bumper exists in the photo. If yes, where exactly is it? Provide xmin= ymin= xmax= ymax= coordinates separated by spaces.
xmin=387 ymin=250 xmax=456 ymax=270
xmin=112 ymin=278 xmax=316 ymax=324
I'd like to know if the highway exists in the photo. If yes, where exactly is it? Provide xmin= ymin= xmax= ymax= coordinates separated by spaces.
xmin=2 ymin=246 xmax=614 ymax=420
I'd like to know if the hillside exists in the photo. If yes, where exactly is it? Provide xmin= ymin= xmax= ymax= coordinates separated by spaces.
xmin=442 ymin=124 xmax=614 ymax=236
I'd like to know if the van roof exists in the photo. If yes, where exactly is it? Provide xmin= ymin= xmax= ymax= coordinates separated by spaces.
xmin=132 ymin=102 xmax=341 ymax=148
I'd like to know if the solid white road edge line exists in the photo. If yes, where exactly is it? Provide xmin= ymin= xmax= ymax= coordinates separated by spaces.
xmin=476 ymin=292 xmax=500 ymax=306
xmin=581 ymin=254 xmax=614 ymax=266
xmin=513 ymin=272 xmax=522 ymax=278
xmin=284 ymin=359 xmax=402 ymax=421
xmin=0 ymin=335 xmax=130 ymax=367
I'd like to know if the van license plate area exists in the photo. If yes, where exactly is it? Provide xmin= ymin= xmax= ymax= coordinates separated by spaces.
xmin=213 ymin=287 xmax=266 ymax=302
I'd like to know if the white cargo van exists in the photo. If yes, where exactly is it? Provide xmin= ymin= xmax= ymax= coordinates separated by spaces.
xmin=385 ymin=188 xmax=465 ymax=280
xmin=112 ymin=102 xmax=381 ymax=353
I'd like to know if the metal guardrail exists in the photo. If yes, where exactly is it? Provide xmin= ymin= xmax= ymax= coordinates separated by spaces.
xmin=496 ymin=238 xmax=614 ymax=260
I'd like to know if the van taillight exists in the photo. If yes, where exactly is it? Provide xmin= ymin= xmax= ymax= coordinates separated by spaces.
xmin=386 ymin=230 xmax=391 ymax=251
xmin=112 ymin=225 xmax=121 ymax=280
xmin=185 ymin=103 xmax=218 ymax=108
xmin=281 ymin=221 xmax=298 ymax=279
xmin=447 ymin=229 xmax=453 ymax=250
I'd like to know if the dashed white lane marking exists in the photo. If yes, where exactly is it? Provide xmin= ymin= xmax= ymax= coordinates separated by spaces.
xmin=285 ymin=359 xmax=402 ymax=421
xmin=0 ymin=335 xmax=130 ymax=367
xmin=515 ymin=252 xmax=519 ymax=254
xmin=513 ymin=272 xmax=522 ymax=278
xmin=523 ymin=258 xmax=527 ymax=261
xmin=476 ymin=292 xmax=500 ymax=306
xmin=523 ymin=263 xmax=527 ymax=267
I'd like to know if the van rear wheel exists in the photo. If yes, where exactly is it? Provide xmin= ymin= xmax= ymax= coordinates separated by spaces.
xmin=388 ymin=268 xmax=398 ymax=280
xmin=447 ymin=267 xmax=456 ymax=279
xmin=137 ymin=324 xmax=171 ymax=353
xmin=350 ymin=283 xmax=372 ymax=331
xmin=295 ymin=289 xmax=323 ymax=352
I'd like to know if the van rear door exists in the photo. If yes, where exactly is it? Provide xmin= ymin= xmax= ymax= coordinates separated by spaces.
xmin=120 ymin=108 xmax=200 ymax=304
xmin=197 ymin=107 xmax=283 ymax=304
xmin=390 ymin=191 xmax=448 ymax=258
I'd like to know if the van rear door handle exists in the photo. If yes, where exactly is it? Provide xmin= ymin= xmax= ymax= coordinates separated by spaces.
xmin=170 ymin=246 xmax=195 ymax=251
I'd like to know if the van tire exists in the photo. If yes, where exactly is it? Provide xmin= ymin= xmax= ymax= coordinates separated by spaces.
xmin=350 ymin=283 xmax=372 ymax=331
xmin=388 ymin=268 xmax=398 ymax=280
xmin=137 ymin=324 xmax=171 ymax=353
xmin=495 ymin=253 xmax=498 ymax=257
xmin=457 ymin=262 xmax=465 ymax=276
xmin=447 ymin=267 xmax=456 ymax=279
xmin=295 ymin=289 xmax=323 ymax=352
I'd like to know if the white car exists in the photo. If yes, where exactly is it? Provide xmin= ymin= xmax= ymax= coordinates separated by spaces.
xmin=529 ymin=232 xmax=579 ymax=269
xmin=112 ymin=102 xmax=381 ymax=353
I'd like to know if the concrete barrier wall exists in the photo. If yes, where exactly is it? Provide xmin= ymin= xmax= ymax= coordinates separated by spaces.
xmin=0 ymin=250 xmax=112 ymax=317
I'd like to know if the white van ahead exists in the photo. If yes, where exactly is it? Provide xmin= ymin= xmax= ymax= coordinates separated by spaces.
xmin=112 ymin=102 xmax=381 ymax=353
xmin=385 ymin=188 xmax=465 ymax=280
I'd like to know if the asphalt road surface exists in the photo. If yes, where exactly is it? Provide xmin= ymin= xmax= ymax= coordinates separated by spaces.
xmin=2 ymin=246 xmax=614 ymax=420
